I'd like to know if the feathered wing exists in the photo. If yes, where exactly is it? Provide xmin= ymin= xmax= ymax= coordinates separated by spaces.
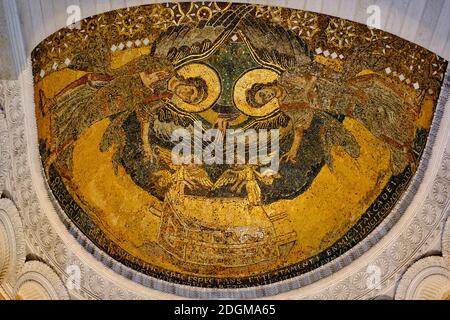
xmin=99 ymin=111 xmax=130 ymax=174
xmin=346 ymin=75 xmax=418 ymax=140
xmin=279 ymin=66 xmax=358 ymax=115
xmin=186 ymin=167 xmax=214 ymax=189
xmin=156 ymin=145 xmax=176 ymax=161
xmin=343 ymin=74 xmax=419 ymax=174
xmin=318 ymin=111 xmax=360 ymax=170
xmin=278 ymin=58 xmax=418 ymax=175
xmin=256 ymin=174 xmax=275 ymax=186
xmin=213 ymin=169 xmax=240 ymax=190
xmin=50 ymin=74 xmax=137 ymax=151
xmin=69 ymin=34 xmax=112 ymax=73
xmin=49 ymin=74 xmax=138 ymax=172
xmin=153 ymin=5 xmax=256 ymax=65
xmin=240 ymin=14 xmax=312 ymax=70
xmin=151 ymin=148 xmax=181 ymax=190
xmin=52 ymin=82 xmax=106 ymax=151
xmin=151 ymin=170 xmax=173 ymax=188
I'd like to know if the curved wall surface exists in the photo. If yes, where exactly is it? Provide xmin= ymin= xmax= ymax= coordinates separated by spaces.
xmin=30 ymin=2 xmax=448 ymax=297
xmin=0 ymin=0 xmax=448 ymax=300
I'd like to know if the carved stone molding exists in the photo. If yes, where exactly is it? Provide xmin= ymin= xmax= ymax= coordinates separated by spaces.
xmin=395 ymin=256 xmax=450 ymax=300
xmin=395 ymin=216 xmax=450 ymax=300
xmin=0 ymin=80 xmax=13 ymax=194
xmin=14 ymin=261 xmax=69 ymax=300
xmin=0 ymin=198 xmax=25 ymax=287
xmin=442 ymin=213 xmax=450 ymax=258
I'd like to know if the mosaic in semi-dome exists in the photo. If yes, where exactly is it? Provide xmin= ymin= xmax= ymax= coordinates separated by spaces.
xmin=32 ymin=2 xmax=448 ymax=288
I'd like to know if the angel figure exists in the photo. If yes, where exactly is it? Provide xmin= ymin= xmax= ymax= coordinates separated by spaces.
xmin=248 ymin=73 xmax=360 ymax=169
xmin=213 ymin=165 xmax=280 ymax=206
xmin=280 ymin=67 xmax=421 ymax=175
xmin=39 ymin=54 xmax=175 ymax=176
xmin=151 ymin=147 xmax=213 ymax=197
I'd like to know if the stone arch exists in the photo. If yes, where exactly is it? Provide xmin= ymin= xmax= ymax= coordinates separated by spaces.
xmin=395 ymin=256 xmax=450 ymax=300
xmin=0 ymin=198 xmax=25 ymax=287
xmin=14 ymin=261 xmax=69 ymax=300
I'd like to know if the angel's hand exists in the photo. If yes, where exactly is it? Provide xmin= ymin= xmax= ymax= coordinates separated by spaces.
xmin=141 ymin=71 xmax=172 ymax=88
xmin=281 ymin=151 xmax=297 ymax=164
xmin=154 ymin=71 xmax=173 ymax=81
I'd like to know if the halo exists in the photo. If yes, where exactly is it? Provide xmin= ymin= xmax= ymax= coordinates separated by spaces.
xmin=170 ymin=63 xmax=221 ymax=113
xmin=233 ymin=68 xmax=281 ymax=117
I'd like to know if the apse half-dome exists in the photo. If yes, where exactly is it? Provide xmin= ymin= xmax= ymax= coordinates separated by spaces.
xmin=31 ymin=2 xmax=448 ymax=290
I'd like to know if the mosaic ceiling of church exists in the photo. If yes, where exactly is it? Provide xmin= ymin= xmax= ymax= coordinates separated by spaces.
xmin=32 ymin=2 xmax=447 ymax=288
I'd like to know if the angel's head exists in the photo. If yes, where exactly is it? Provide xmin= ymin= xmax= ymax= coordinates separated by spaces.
xmin=246 ymin=82 xmax=286 ymax=108
xmin=168 ymin=76 xmax=208 ymax=105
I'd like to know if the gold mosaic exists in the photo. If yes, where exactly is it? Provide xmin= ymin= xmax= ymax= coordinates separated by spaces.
xmin=33 ymin=2 xmax=447 ymax=287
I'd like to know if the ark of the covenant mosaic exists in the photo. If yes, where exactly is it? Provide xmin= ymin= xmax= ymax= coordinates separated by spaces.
xmin=32 ymin=2 xmax=448 ymax=288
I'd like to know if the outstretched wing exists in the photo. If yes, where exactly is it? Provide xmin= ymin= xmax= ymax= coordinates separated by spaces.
xmin=346 ymin=74 xmax=418 ymax=136
xmin=69 ymin=34 xmax=112 ymax=73
xmin=318 ymin=111 xmax=360 ymax=170
xmin=343 ymin=74 xmax=419 ymax=174
xmin=153 ymin=4 xmax=255 ymax=66
xmin=213 ymin=169 xmax=240 ymax=190
xmin=186 ymin=167 xmax=214 ymax=189
xmin=52 ymin=79 xmax=107 ymax=147
xmin=240 ymin=14 xmax=312 ymax=71
xmin=151 ymin=170 xmax=173 ymax=188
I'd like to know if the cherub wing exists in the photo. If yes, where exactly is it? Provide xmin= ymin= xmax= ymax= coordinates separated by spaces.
xmin=256 ymin=169 xmax=281 ymax=186
xmin=213 ymin=169 xmax=240 ymax=190
xmin=155 ymin=146 xmax=177 ymax=168
xmin=153 ymin=5 xmax=255 ymax=66
xmin=151 ymin=170 xmax=173 ymax=188
xmin=317 ymin=111 xmax=360 ymax=170
xmin=185 ymin=167 xmax=214 ymax=189
xmin=341 ymin=74 xmax=419 ymax=174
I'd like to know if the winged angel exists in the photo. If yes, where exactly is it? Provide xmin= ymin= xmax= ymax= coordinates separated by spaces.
xmin=266 ymin=62 xmax=422 ymax=176
xmin=213 ymin=165 xmax=280 ymax=206
xmin=38 ymin=4 xmax=423 ymax=196
xmin=38 ymin=5 xmax=263 ymax=178
xmin=151 ymin=147 xmax=213 ymax=197
xmin=238 ymin=14 xmax=422 ymax=176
